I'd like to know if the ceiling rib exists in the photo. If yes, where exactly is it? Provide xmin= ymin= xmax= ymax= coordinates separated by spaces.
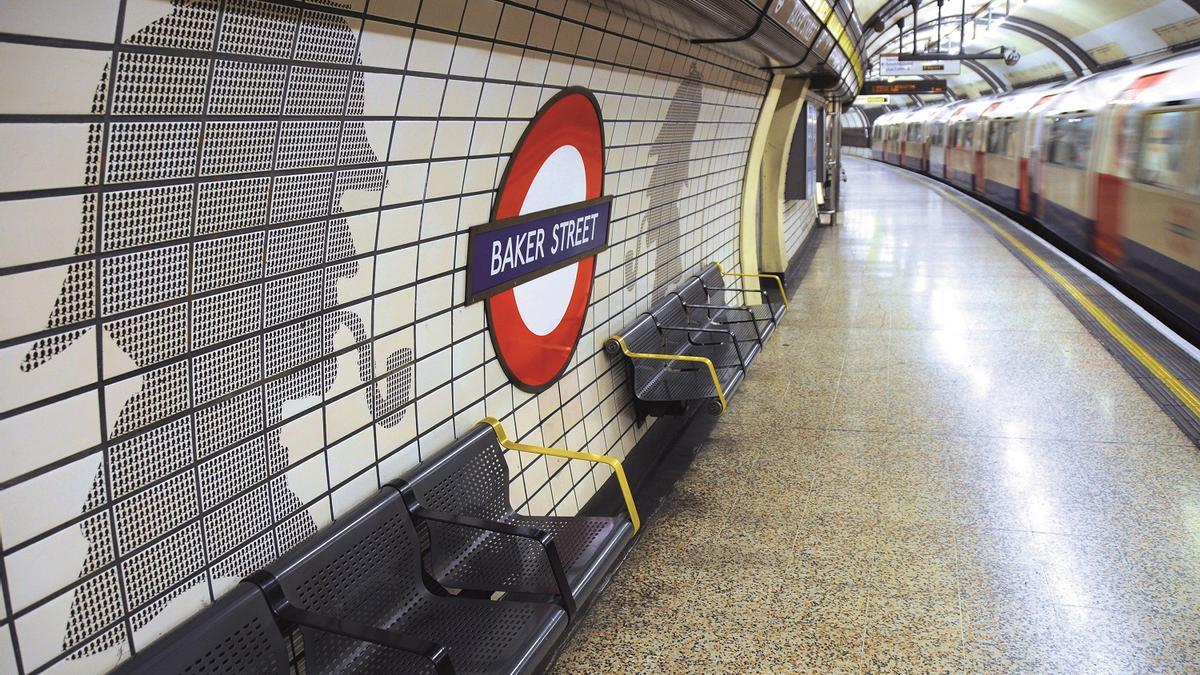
xmin=861 ymin=0 xmax=1098 ymax=77
xmin=1004 ymin=16 xmax=1097 ymax=72
xmin=960 ymin=58 xmax=1007 ymax=92
xmin=1000 ymin=22 xmax=1083 ymax=76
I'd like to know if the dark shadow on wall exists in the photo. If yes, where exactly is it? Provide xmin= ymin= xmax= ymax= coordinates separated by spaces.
xmin=18 ymin=0 xmax=413 ymax=658
xmin=623 ymin=70 xmax=703 ymax=302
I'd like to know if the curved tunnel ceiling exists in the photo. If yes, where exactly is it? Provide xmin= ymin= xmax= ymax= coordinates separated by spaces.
xmin=852 ymin=0 xmax=1200 ymax=108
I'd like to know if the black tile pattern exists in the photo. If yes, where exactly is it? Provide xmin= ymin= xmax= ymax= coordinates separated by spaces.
xmin=0 ymin=1 xmax=772 ymax=671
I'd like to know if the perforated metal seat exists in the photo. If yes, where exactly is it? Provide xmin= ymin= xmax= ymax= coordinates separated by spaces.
xmin=606 ymin=311 xmax=746 ymax=416
xmin=111 ymin=582 xmax=290 ymax=675
xmin=393 ymin=424 xmax=634 ymax=619
xmin=606 ymin=263 xmax=785 ymax=418
xmin=649 ymin=295 xmax=750 ymax=369
xmin=673 ymin=278 xmax=765 ymax=359
xmin=697 ymin=263 xmax=786 ymax=343
xmin=251 ymin=489 xmax=567 ymax=675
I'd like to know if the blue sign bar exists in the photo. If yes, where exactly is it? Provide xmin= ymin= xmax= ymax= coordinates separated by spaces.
xmin=466 ymin=196 xmax=612 ymax=303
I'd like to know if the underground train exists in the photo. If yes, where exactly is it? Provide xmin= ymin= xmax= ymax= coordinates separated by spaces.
xmin=870 ymin=52 xmax=1200 ymax=341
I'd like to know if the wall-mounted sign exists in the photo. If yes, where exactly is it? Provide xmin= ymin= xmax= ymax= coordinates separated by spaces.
xmin=862 ymin=79 xmax=947 ymax=95
xmin=766 ymin=0 xmax=820 ymax=43
xmin=865 ymin=96 xmax=890 ymax=104
xmin=471 ymin=87 xmax=609 ymax=392
xmin=879 ymin=54 xmax=961 ymax=76
xmin=467 ymin=197 xmax=611 ymax=304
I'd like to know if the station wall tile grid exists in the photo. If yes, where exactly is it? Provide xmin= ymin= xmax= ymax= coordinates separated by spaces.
xmin=0 ymin=0 xmax=768 ymax=671
xmin=783 ymin=197 xmax=817 ymax=263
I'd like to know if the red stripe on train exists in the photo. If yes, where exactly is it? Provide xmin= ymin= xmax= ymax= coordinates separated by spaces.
xmin=1018 ymin=158 xmax=1030 ymax=213
xmin=1094 ymin=173 xmax=1125 ymax=265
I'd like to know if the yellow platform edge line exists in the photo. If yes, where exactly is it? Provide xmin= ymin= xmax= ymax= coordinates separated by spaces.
xmin=931 ymin=186 xmax=1200 ymax=419
xmin=481 ymin=417 xmax=641 ymax=533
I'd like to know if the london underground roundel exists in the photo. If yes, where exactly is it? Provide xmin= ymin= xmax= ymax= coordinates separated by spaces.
xmin=466 ymin=88 xmax=611 ymax=392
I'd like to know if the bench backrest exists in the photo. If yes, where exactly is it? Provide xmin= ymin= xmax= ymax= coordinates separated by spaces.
xmin=112 ymin=582 xmax=289 ymax=675
xmin=402 ymin=424 xmax=555 ymax=583
xmin=674 ymin=277 xmax=716 ymax=326
xmin=648 ymin=294 xmax=691 ymax=330
xmin=616 ymin=312 xmax=671 ymax=357
xmin=264 ymin=490 xmax=431 ymax=673
xmin=607 ymin=264 xmax=736 ymax=365
xmin=403 ymin=424 xmax=512 ymax=520
xmin=697 ymin=264 xmax=730 ymax=305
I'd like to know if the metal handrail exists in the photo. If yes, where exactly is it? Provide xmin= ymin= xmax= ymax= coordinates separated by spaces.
xmin=605 ymin=335 xmax=728 ymax=414
xmin=480 ymin=417 xmax=642 ymax=533
xmin=711 ymin=262 xmax=790 ymax=309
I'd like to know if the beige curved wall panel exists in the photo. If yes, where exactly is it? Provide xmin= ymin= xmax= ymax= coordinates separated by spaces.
xmin=760 ymin=78 xmax=810 ymax=274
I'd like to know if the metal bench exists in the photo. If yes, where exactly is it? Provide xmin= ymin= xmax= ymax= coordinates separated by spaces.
xmin=111 ymin=582 xmax=291 ymax=675
xmin=646 ymin=291 xmax=751 ymax=370
xmin=247 ymin=488 xmax=567 ymax=675
xmin=606 ymin=262 xmax=787 ymax=418
xmin=113 ymin=575 xmax=461 ymax=674
xmin=391 ymin=419 xmax=639 ymax=620
xmin=694 ymin=262 xmax=787 ymax=344
xmin=671 ymin=276 xmax=765 ymax=362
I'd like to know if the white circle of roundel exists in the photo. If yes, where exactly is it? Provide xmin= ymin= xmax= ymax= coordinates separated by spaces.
xmin=511 ymin=144 xmax=586 ymax=337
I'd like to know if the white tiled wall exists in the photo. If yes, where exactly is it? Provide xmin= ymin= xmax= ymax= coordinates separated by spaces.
xmin=0 ymin=0 xmax=767 ymax=671
xmin=784 ymin=197 xmax=818 ymax=262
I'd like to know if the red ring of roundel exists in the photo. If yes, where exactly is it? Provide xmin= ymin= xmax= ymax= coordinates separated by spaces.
xmin=485 ymin=88 xmax=605 ymax=392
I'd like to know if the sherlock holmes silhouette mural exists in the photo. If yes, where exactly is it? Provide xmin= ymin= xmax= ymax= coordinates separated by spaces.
xmin=12 ymin=1 xmax=413 ymax=667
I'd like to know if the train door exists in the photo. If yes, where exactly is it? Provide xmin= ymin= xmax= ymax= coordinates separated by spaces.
xmin=1026 ymin=95 xmax=1058 ymax=216
xmin=975 ymin=103 xmax=1001 ymax=194
xmin=922 ymin=129 xmax=929 ymax=173
xmin=1041 ymin=114 xmax=1098 ymax=250
xmin=1121 ymin=106 xmax=1200 ymax=323
xmin=974 ymin=118 xmax=987 ymax=193
xmin=943 ymin=131 xmax=950 ymax=179
xmin=1095 ymin=71 xmax=1171 ymax=263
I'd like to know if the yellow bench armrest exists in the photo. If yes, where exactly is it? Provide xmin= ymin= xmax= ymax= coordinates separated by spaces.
xmin=711 ymin=261 xmax=789 ymax=308
xmin=606 ymin=335 xmax=726 ymax=413
xmin=481 ymin=417 xmax=641 ymax=533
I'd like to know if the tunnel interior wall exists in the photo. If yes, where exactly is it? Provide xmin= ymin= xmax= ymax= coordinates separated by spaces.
xmin=0 ymin=0 xmax=770 ymax=671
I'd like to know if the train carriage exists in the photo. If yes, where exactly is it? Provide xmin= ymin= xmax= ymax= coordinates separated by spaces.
xmin=926 ymin=104 xmax=956 ymax=180
xmin=945 ymin=99 xmax=994 ymax=192
xmin=1102 ymin=57 xmax=1200 ymax=332
xmin=1017 ymin=88 xmax=1066 ymax=216
xmin=1034 ymin=70 xmax=1140 ymax=252
xmin=873 ymin=112 xmax=902 ymax=164
xmin=871 ymin=115 xmax=889 ymax=161
xmin=901 ymin=106 xmax=940 ymax=171
xmin=872 ymin=112 xmax=895 ymax=162
xmin=980 ymin=88 xmax=1053 ymax=212
xmin=866 ymin=49 xmax=1200 ymax=342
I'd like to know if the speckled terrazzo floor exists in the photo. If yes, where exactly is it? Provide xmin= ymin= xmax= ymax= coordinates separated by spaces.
xmin=552 ymin=159 xmax=1200 ymax=673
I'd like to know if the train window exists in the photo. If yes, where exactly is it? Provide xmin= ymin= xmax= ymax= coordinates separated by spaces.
xmin=930 ymin=123 xmax=945 ymax=147
xmin=1045 ymin=115 xmax=1095 ymax=169
xmin=1134 ymin=110 xmax=1196 ymax=193
xmin=907 ymin=123 xmax=923 ymax=142
xmin=986 ymin=120 xmax=1012 ymax=156
xmin=953 ymin=121 xmax=973 ymax=149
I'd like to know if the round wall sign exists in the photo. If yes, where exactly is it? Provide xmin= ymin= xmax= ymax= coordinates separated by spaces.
xmin=485 ymin=88 xmax=606 ymax=392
